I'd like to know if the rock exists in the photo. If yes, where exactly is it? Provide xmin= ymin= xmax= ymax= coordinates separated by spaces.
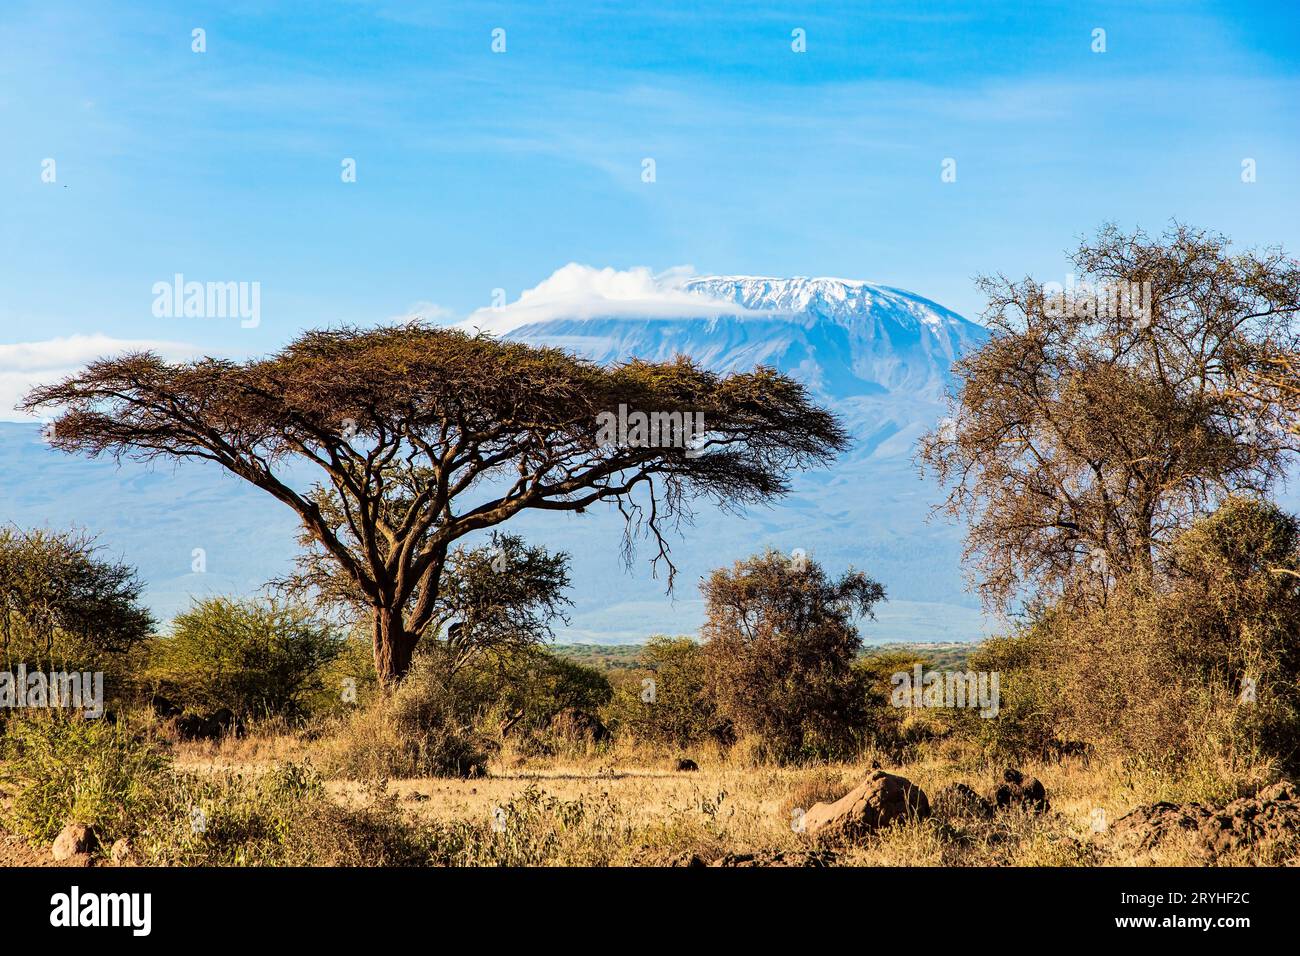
xmin=711 ymin=849 xmax=836 ymax=867
xmin=1109 ymin=802 xmax=1210 ymax=854
xmin=802 ymin=771 xmax=929 ymax=842
xmin=402 ymin=791 xmax=430 ymax=802
xmin=109 ymin=839 xmax=137 ymax=866
xmin=933 ymin=782 xmax=995 ymax=820
xmin=1200 ymin=782 xmax=1300 ymax=857
xmin=63 ymin=853 xmax=95 ymax=868
xmin=991 ymin=768 xmax=1050 ymax=813
xmin=1107 ymin=780 xmax=1300 ymax=861
xmin=674 ymin=758 xmax=699 ymax=772
xmin=667 ymin=852 xmax=709 ymax=867
xmin=52 ymin=823 xmax=97 ymax=861
xmin=1254 ymin=780 xmax=1299 ymax=803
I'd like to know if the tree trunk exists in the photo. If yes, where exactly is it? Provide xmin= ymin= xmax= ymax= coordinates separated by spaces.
xmin=372 ymin=607 xmax=418 ymax=689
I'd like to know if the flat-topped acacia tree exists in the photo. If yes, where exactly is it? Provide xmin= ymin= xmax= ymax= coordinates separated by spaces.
xmin=23 ymin=325 xmax=848 ymax=686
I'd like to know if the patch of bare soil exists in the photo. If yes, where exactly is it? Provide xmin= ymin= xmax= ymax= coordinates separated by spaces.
xmin=0 ymin=824 xmax=54 ymax=867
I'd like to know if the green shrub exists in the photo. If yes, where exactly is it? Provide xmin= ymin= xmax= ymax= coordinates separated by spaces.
xmin=0 ymin=527 xmax=153 ymax=672
xmin=310 ymin=629 xmax=382 ymax=718
xmin=133 ymin=764 xmax=457 ymax=866
xmin=455 ymin=644 xmax=611 ymax=735
xmin=0 ymin=713 xmax=471 ymax=865
xmin=603 ymin=636 xmax=719 ymax=748
xmin=446 ymin=785 xmax=630 ymax=867
xmin=149 ymin=597 xmax=343 ymax=721
xmin=1 ymin=713 xmax=171 ymax=843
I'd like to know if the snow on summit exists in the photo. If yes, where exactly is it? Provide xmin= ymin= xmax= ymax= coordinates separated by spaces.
xmin=681 ymin=275 xmax=965 ymax=332
xmin=466 ymin=266 xmax=988 ymax=402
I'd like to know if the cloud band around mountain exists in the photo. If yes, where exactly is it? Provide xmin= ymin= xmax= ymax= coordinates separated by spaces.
xmin=459 ymin=263 xmax=776 ymax=336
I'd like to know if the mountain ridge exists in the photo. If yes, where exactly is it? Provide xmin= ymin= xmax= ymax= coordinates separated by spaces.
xmin=0 ymin=275 xmax=996 ymax=642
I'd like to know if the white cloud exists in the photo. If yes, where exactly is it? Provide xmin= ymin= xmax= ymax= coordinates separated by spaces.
xmin=460 ymin=263 xmax=768 ymax=335
xmin=384 ymin=300 xmax=456 ymax=326
xmin=0 ymin=334 xmax=205 ymax=421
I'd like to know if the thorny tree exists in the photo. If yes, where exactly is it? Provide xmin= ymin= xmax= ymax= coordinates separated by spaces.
xmin=24 ymin=325 xmax=848 ymax=686
xmin=700 ymin=550 xmax=885 ymax=760
xmin=918 ymin=223 xmax=1300 ymax=611
xmin=0 ymin=527 xmax=153 ymax=667
xmin=282 ymin=525 xmax=573 ymax=678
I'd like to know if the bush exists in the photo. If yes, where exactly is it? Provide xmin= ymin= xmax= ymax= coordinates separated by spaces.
xmin=135 ymin=764 xmax=458 ymax=867
xmin=0 ymin=712 xmax=466 ymax=865
xmin=1 ymin=713 xmax=171 ymax=843
xmin=970 ymin=497 xmax=1300 ymax=777
xmin=454 ymin=644 xmax=611 ymax=736
xmin=698 ymin=551 xmax=885 ymax=763
xmin=149 ymin=597 xmax=344 ymax=721
xmin=603 ymin=636 xmax=721 ymax=748
xmin=853 ymin=649 xmax=932 ymax=758
xmin=311 ymin=628 xmax=382 ymax=718
xmin=456 ymin=785 xmax=630 ymax=866
xmin=0 ymin=527 xmax=153 ymax=673
xmin=320 ymin=650 xmax=495 ymax=779
xmin=962 ymin=627 xmax=1061 ymax=761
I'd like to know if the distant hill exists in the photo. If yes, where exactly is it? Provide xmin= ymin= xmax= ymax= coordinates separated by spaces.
xmin=551 ymin=640 xmax=976 ymax=672
xmin=0 ymin=275 xmax=999 ymax=643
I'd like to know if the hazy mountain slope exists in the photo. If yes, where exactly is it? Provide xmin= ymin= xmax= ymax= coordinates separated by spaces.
xmin=0 ymin=277 xmax=997 ymax=642
xmin=493 ymin=276 xmax=993 ymax=641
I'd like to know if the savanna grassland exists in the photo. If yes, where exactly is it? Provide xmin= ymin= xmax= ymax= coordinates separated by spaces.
xmin=6 ymin=225 xmax=1300 ymax=870
xmin=2 ymin=631 xmax=1293 ymax=870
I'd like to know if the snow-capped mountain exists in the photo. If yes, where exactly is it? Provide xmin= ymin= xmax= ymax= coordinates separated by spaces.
xmin=0 ymin=276 xmax=996 ymax=643
xmin=497 ymin=276 xmax=984 ymax=403
xmin=488 ymin=276 xmax=993 ymax=641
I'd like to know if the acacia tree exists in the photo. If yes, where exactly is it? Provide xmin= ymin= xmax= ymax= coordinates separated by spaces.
xmin=282 ymin=528 xmax=572 ymax=676
xmin=24 ymin=325 xmax=847 ymax=686
xmin=700 ymin=550 xmax=885 ymax=761
xmin=0 ymin=527 xmax=153 ymax=667
xmin=918 ymin=223 xmax=1300 ymax=611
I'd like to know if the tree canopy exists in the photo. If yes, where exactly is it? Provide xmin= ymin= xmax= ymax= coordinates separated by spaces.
xmin=24 ymin=324 xmax=847 ymax=684
xmin=0 ymin=526 xmax=153 ymax=668
xmin=700 ymin=550 xmax=885 ymax=761
xmin=919 ymin=222 xmax=1300 ymax=611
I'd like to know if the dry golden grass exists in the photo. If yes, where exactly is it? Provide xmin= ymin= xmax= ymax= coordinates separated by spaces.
xmin=158 ymin=732 xmax=1289 ymax=867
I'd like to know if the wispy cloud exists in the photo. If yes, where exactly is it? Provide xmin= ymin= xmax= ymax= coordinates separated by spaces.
xmin=459 ymin=263 xmax=770 ymax=335
xmin=0 ymin=334 xmax=206 ymax=421
xmin=383 ymin=301 xmax=456 ymax=326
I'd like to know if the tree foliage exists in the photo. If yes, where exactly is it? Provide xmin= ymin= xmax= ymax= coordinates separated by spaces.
xmin=24 ymin=325 xmax=848 ymax=685
xmin=0 ymin=526 xmax=153 ymax=668
xmin=149 ymin=598 xmax=343 ymax=721
xmin=605 ymin=636 xmax=720 ymax=748
xmin=920 ymin=223 xmax=1300 ymax=610
xmin=975 ymin=497 xmax=1300 ymax=772
xmin=699 ymin=550 xmax=885 ymax=761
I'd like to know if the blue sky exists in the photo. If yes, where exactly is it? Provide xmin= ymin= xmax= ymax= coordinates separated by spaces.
xmin=1 ymin=0 xmax=1298 ymax=415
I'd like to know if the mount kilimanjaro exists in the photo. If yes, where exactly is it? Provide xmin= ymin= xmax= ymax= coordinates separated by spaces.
xmin=486 ymin=275 xmax=992 ymax=641
xmin=0 ymin=276 xmax=994 ymax=642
